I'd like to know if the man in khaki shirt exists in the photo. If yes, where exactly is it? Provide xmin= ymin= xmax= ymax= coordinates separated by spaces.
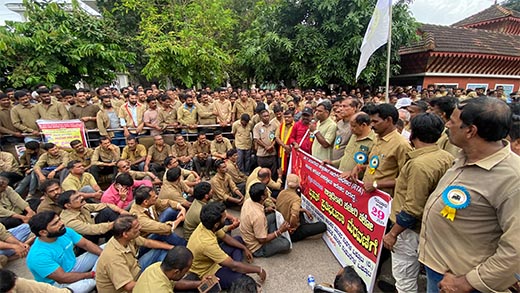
xmin=171 ymin=134 xmax=193 ymax=170
xmin=96 ymin=214 xmax=174 ymax=293
xmin=0 ymin=151 xmax=23 ymax=187
xmin=91 ymin=136 xmax=121 ymax=183
xmin=225 ymin=149 xmax=248 ymax=186
xmin=419 ymin=97 xmax=520 ymax=293
xmin=121 ymin=137 xmax=147 ymax=171
xmin=158 ymin=167 xmax=192 ymax=209
xmin=210 ymin=160 xmax=244 ymax=206
xmin=61 ymin=161 xmax=103 ymax=201
xmin=69 ymin=89 xmax=101 ymax=144
xmin=310 ymin=100 xmax=337 ymax=161
xmin=144 ymin=135 xmax=172 ymax=176
xmin=157 ymin=95 xmax=179 ymax=133
xmin=33 ymin=143 xmax=68 ymax=184
xmin=231 ymin=90 xmax=256 ymax=122
xmin=231 ymin=113 xmax=253 ymax=173
xmin=430 ymin=96 xmax=461 ymax=157
xmin=177 ymin=95 xmax=198 ymax=133
xmin=0 ymin=93 xmax=24 ymax=143
xmin=214 ymin=89 xmax=232 ymax=126
xmin=35 ymin=88 xmax=69 ymax=120
xmin=191 ymin=132 xmax=212 ymax=179
xmin=36 ymin=179 xmax=63 ymax=214
xmin=66 ymin=140 xmax=95 ymax=170
xmin=381 ymin=113 xmax=454 ymax=293
xmin=211 ymin=130 xmax=233 ymax=160
xmin=11 ymin=90 xmax=40 ymax=139
xmin=58 ymin=190 xmax=126 ymax=244
xmin=253 ymin=109 xmax=278 ymax=179
xmin=197 ymin=92 xmax=217 ymax=125
xmin=0 ymin=222 xmax=31 ymax=264
xmin=240 ymin=183 xmax=290 ymax=257
xmin=0 ymin=175 xmax=35 ymax=230
xmin=129 ymin=186 xmax=187 ymax=246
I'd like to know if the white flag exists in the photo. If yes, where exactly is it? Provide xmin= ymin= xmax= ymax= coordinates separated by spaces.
xmin=355 ymin=0 xmax=392 ymax=81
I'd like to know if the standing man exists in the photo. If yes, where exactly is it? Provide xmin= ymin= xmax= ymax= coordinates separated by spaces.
xmin=143 ymin=96 xmax=162 ymax=136
xmin=332 ymin=97 xmax=358 ymax=161
xmin=11 ymin=90 xmax=40 ymax=142
xmin=275 ymin=110 xmax=295 ymax=175
xmin=288 ymin=107 xmax=313 ymax=154
xmin=232 ymin=90 xmax=256 ymax=122
xmin=382 ymin=113 xmax=453 ymax=293
xmin=197 ymin=91 xmax=217 ymax=125
xmin=35 ymin=88 xmax=69 ymax=120
xmin=214 ymin=88 xmax=232 ymax=127
xmin=157 ymin=94 xmax=179 ymax=134
xmin=69 ymin=89 xmax=101 ymax=146
xmin=97 ymin=95 xmax=124 ymax=146
xmin=310 ymin=100 xmax=337 ymax=161
xmin=232 ymin=113 xmax=253 ymax=173
xmin=253 ymin=109 xmax=278 ymax=179
xmin=0 ymin=93 xmax=24 ymax=144
xmin=419 ymin=97 xmax=520 ymax=293
xmin=119 ymin=91 xmax=145 ymax=138
xmin=177 ymin=95 xmax=198 ymax=133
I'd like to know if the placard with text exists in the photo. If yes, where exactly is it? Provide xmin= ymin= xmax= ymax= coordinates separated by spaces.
xmin=37 ymin=119 xmax=88 ymax=148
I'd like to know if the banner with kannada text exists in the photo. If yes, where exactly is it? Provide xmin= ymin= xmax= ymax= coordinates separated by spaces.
xmin=37 ymin=120 xmax=88 ymax=148
xmin=290 ymin=149 xmax=392 ymax=292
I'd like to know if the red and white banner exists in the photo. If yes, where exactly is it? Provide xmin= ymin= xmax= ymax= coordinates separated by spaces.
xmin=37 ymin=119 xmax=88 ymax=148
xmin=290 ymin=149 xmax=392 ymax=292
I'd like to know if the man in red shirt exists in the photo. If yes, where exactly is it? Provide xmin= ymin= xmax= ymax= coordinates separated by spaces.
xmin=288 ymin=107 xmax=313 ymax=153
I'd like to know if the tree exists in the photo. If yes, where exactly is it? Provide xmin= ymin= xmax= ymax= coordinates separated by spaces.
xmin=0 ymin=0 xmax=135 ymax=88
xmin=118 ymin=0 xmax=236 ymax=88
xmin=235 ymin=0 xmax=419 ymax=87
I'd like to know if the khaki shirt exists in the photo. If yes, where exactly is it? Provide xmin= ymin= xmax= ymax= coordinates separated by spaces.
xmin=276 ymin=189 xmax=301 ymax=227
xmin=210 ymin=173 xmax=238 ymax=202
xmin=130 ymin=200 xmax=180 ymax=237
xmin=133 ymin=262 xmax=173 ymax=293
xmin=118 ymin=103 xmax=146 ymax=129
xmin=232 ymin=98 xmax=256 ymax=121
xmin=96 ymin=236 xmax=146 ymax=293
xmin=157 ymin=106 xmax=177 ymax=129
xmin=171 ymin=143 xmax=191 ymax=159
xmin=332 ymin=131 xmax=376 ymax=174
xmin=225 ymin=159 xmax=247 ymax=184
xmin=177 ymin=104 xmax=198 ymax=127
xmin=253 ymin=121 xmax=277 ymax=157
xmin=0 ymin=151 xmax=20 ymax=173
xmin=231 ymin=120 xmax=253 ymax=150
xmin=60 ymin=203 xmax=115 ymax=235
xmin=34 ymin=150 xmax=67 ymax=171
xmin=183 ymin=199 xmax=206 ymax=241
xmin=147 ymin=144 xmax=172 ymax=164
xmin=419 ymin=142 xmax=520 ymax=292
xmin=187 ymin=224 xmax=228 ymax=277
xmin=197 ymin=102 xmax=217 ymax=125
xmin=158 ymin=180 xmax=189 ymax=205
xmin=92 ymin=145 xmax=121 ymax=165
xmin=0 ymin=106 xmax=19 ymax=135
xmin=332 ymin=119 xmax=352 ymax=161
xmin=214 ymin=99 xmax=232 ymax=123
xmin=65 ymin=148 xmax=95 ymax=168
xmin=210 ymin=138 xmax=233 ymax=157
xmin=191 ymin=140 xmax=211 ymax=157
xmin=121 ymin=144 xmax=147 ymax=162
xmin=61 ymin=172 xmax=97 ymax=191
xmin=97 ymin=108 xmax=117 ymax=138
xmin=0 ymin=187 xmax=29 ymax=217
xmin=437 ymin=130 xmax=461 ymax=158
xmin=11 ymin=103 xmax=39 ymax=132
xmin=311 ymin=117 xmax=337 ymax=161
xmin=0 ymin=222 xmax=12 ymax=241
xmin=390 ymin=146 xmax=453 ymax=233
xmin=37 ymin=196 xmax=62 ymax=214
xmin=69 ymin=104 xmax=100 ymax=129
xmin=240 ymin=198 xmax=267 ymax=253
xmin=35 ymin=102 xmax=70 ymax=120
xmin=363 ymin=129 xmax=412 ymax=196
xmin=246 ymin=167 xmax=283 ymax=193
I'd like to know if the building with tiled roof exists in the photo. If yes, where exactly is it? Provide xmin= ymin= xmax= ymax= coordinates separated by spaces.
xmin=393 ymin=4 xmax=520 ymax=94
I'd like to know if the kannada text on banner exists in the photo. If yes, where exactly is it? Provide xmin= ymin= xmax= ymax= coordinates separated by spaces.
xmin=36 ymin=120 xmax=88 ymax=148
xmin=290 ymin=148 xmax=392 ymax=292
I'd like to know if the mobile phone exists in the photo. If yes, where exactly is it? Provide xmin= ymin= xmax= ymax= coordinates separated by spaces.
xmin=197 ymin=277 xmax=221 ymax=293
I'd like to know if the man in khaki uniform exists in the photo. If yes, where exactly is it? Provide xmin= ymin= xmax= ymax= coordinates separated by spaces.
xmin=310 ymin=100 xmax=337 ymax=161
xmin=61 ymin=161 xmax=103 ymax=201
xmin=36 ymin=179 xmax=63 ymax=214
xmin=253 ymin=109 xmax=278 ymax=180
xmin=191 ymin=132 xmax=212 ymax=179
xmin=0 ymin=151 xmax=23 ymax=187
xmin=381 ymin=113 xmax=454 ymax=293
xmin=197 ymin=92 xmax=217 ymax=125
xmin=0 ymin=93 xmax=24 ymax=144
xmin=11 ymin=90 xmax=40 ymax=140
xmin=91 ymin=136 xmax=121 ymax=183
xmin=214 ymin=89 xmax=232 ymax=126
xmin=96 ymin=95 xmax=122 ymax=143
xmin=232 ymin=90 xmax=256 ymax=122
xmin=225 ymin=149 xmax=248 ymax=186
xmin=95 ymin=215 xmax=173 ymax=293
xmin=121 ymin=137 xmax=147 ymax=171
xmin=157 ymin=95 xmax=179 ymax=134
xmin=33 ymin=143 xmax=68 ymax=184
xmin=35 ymin=88 xmax=69 ymax=120
xmin=69 ymin=89 xmax=101 ymax=146
xmin=177 ymin=95 xmax=198 ymax=133
xmin=0 ymin=222 xmax=31 ymax=262
xmin=211 ymin=130 xmax=233 ymax=160
xmin=58 ymin=190 xmax=126 ymax=244
xmin=211 ymin=160 xmax=244 ymax=206
xmin=66 ymin=140 xmax=95 ymax=170
xmin=231 ymin=113 xmax=253 ymax=173
xmin=171 ymin=134 xmax=193 ymax=170
xmin=158 ymin=168 xmax=192 ymax=209
xmin=144 ymin=135 xmax=172 ymax=176
xmin=119 ymin=91 xmax=146 ymax=138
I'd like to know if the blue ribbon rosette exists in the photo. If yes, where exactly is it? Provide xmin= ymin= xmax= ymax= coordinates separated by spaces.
xmin=440 ymin=185 xmax=471 ymax=221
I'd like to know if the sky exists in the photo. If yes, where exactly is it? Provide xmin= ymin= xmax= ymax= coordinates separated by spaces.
xmin=0 ymin=0 xmax=511 ymax=26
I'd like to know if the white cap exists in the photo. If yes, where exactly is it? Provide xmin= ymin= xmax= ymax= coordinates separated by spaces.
xmin=395 ymin=97 xmax=412 ymax=109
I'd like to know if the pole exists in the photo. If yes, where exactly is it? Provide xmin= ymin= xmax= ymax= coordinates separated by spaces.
xmin=385 ymin=2 xmax=393 ymax=104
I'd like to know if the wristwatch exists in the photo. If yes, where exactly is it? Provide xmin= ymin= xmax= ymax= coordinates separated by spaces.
xmin=372 ymin=181 xmax=378 ymax=189
xmin=313 ymin=130 xmax=320 ymax=135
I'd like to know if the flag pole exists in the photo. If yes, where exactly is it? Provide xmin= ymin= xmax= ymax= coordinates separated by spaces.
xmin=385 ymin=2 xmax=392 ymax=104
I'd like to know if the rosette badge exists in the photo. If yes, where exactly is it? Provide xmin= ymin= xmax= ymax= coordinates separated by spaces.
xmin=354 ymin=152 xmax=368 ymax=165
xmin=440 ymin=185 xmax=471 ymax=221
xmin=368 ymin=155 xmax=379 ymax=174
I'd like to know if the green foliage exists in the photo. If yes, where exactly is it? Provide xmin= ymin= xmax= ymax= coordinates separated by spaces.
xmin=0 ymin=0 xmax=135 ymax=88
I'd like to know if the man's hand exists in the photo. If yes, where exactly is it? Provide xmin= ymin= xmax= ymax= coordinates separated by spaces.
xmin=244 ymin=248 xmax=253 ymax=263
xmin=278 ymin=221 xmax=290 ymax=234
xmin=38 ymin=174 xmax=46 ymax=182
xmin=258 ymin=267 xmax=267 ymax=282
xmin=13 ymin=243 xmax=29 ymax=258
xmin=364 ymin=182 xmax=375 ymax=193
xmin=383 ymin=232 xmax=397 ymax=252
xmin=438 ymin=273 xmax=474 ymax=293
xmin=47 ymin=170 xmax=56 ymax=179
xmin=322 ymin=159 xmax=332 ymax=166
xmin=124 ymin=129 xmax=130 ymax=138
xmin=283 ymin=144 xmax=291 ymax=152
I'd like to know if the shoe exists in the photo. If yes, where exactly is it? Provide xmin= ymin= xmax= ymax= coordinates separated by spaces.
xmin=377 ymin=280 xmax=396 ymax=293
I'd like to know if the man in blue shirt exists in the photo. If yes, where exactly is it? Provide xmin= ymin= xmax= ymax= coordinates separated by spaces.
xmin=27 ymin=211 xmax=103 ymax=293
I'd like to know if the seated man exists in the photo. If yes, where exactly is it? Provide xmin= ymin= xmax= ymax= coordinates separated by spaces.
xmin=61 ymin=160 xmax=103 ymax=201
xmin=210 ymin=160 xmax=244 ymax=206
xmin=0 ymin=269 xmax=71 ymax=293
xmin=102 ymin=173 xmax=152 ymax=210
xmin=187 ymin=202 xmax=266 ymax=290
xmin=184 ymin=182 xmax=239 ymax=241
xmin=246 ymin=167 xmax=283 ymax=199
xmin=163 ymin=156 xmax=200 ymax=188
xmin=191 ymin=131 xmax=212 ymax=180
xmin=116 ymin=159 xmax=161 ymax=184
xmin=66 ymin=140 xmax=95 ymax=171
xmin=37 ymin=179 xmax=63 ymax=214
xmin=171 ymin=134 xmax=193 ymax=170
xmin=58 ymin=190 xmax=127 ymax=244
xmin=14 ymin=140 xmax=42 ymax=200
xmin=121 ymin=137 xmax=147 ymax=171
xmin=27 ymin=211 xmax=103 ymax=293
xmin=0 ymin=151 xmax=23 ymax=188
xmin=240 ymin=183 xmax=290 ymax=257
xmin=91 ymin=136 xmax=121 ymax=183
xmin=0 ymin=223 xmax=32 ymax=266
xmin=225 ymin=149 xmax=248 ymax=193
xmin=33 ymin=142 xmax=67 ymax=184
xmin=130 ymin=186 xmax=187 ymax=247
xmin=134 ymin=246 xmax=206 ymax=292
xmin=158 ymin=167 xmax=192 ymax=209
xmin=211 ymin=130 xmax=233 ymax=160
xmin=144 ymin=135 xmax=172 ymax=177
xmin=96 ymin=215 xmax=174 ymax=293
xmin=277 ymin=174 xmax=327 ymax=242
xmin=0 ymin=176 xmax=35 ymax=229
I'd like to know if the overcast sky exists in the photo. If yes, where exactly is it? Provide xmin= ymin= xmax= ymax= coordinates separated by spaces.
xmin=0 ymin=0 xmax=511 ymax=26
